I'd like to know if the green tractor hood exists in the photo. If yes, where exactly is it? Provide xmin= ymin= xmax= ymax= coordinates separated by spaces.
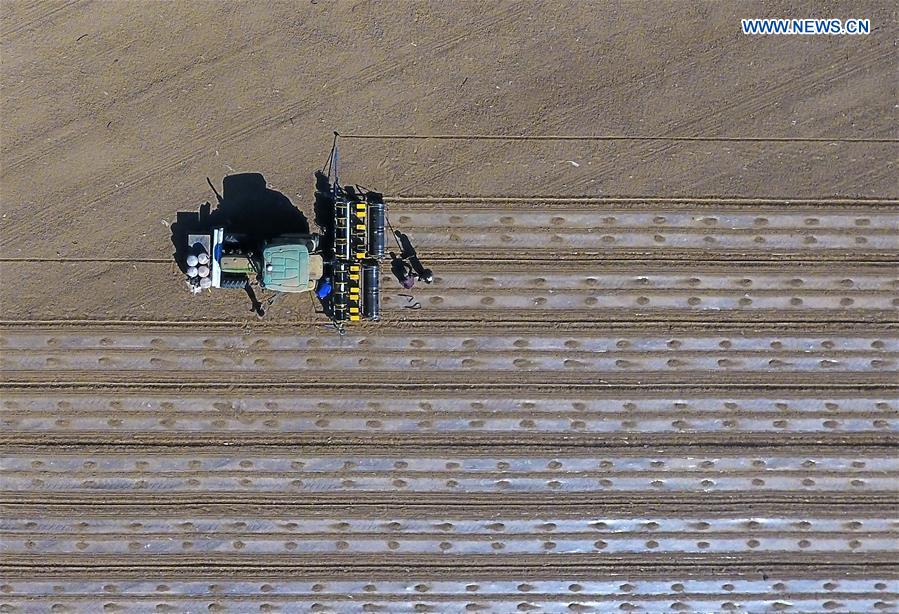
xmin=262 ymin=244 xmax=311 ymax=293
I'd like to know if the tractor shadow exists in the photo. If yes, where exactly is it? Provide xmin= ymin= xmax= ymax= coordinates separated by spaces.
xmin=170 ymin=173 xmax=311 ymax=274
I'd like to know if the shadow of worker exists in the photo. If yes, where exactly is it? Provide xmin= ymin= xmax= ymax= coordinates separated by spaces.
xmin=169 ymin=172 xmax=311 ymax=316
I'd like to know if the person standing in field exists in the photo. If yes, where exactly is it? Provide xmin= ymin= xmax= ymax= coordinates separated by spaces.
xmin=390 ymin=252 xmax=417 ymax=289
xmin=393 ymin=229 xmax=433 ymax=284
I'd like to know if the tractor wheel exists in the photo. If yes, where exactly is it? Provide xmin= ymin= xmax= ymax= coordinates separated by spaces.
xmin=220 ymin=273 xmax=249 ymax=289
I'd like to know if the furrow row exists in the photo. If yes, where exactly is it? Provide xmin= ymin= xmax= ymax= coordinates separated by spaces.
xmin=2 ymin=331 xmax=896 ymax=380
xmin=7 ymin=329 xmax=895 ymax=351
xmin=4 ymin=352 xmax=895 ymax=375
xmin=2 ymin=592 xmax=896 ymax=614
xmin=382 ymin=206 xmax=899 ymax=255
xmin=7 ymin=516 xmax=894 ymax=535
xmin=9 ymin=494 xmax=895 ymax=509
xmin=405 ymin=267 xmax=899 ymax=290
xmin=4 ymin=357 xmax=896 ymax=381
xmin=417 ymin=250 xmax=899 ymax=262
xmin=371 ymin=203 xmax=899 ymax=227
xmin=4 ymin=577 xmax=896 ymax=595
xmin=3 ymin=515 xmax=895 ymax=557
xmin=3 ymin=453 xmax=896 ymax=495
xmin=381 ymin=267 xmax=899 ymax=315
xmin=3 ymin=320 xmax=894 ymax=333
xmin=5 ymin=531 xmax=899 ymax=560
xmin=3 ymin=392 xmax=895 ymax=439
xmin=388 ymin=196 xmax=899 ymax=208
xmin=6 ymin=535 xmax=894 ymax=557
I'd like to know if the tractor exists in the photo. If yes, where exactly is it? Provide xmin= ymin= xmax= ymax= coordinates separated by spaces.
xmin=183 ymin=140 xmax=388 ymax=332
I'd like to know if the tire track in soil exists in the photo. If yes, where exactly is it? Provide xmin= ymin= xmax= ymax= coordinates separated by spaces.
xmin=1 ymin=3 xmax=531 ymax=248
xmin=0 ymin=33 xmax=284 ymax=172
xmin=0 ymin=0 xmax=85 ymax=38
xmin=660 ymin=45 xmax=897 ymax=143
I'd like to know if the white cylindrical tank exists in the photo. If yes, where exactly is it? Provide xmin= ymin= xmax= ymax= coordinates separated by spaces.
xmin=197 ymin=265 xmax=210 ymax=278
xmin=186 ymin=254 xmax=199 ymax=267
xmin=199 ymin=277 xmax=212 ymax=289
xmin=197 ymin=252 xmax=209 ymax=265
xmin=186 ymin=266 xmax=198 ymax=278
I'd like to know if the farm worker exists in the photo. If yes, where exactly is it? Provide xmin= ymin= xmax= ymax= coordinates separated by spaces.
xmin=393 ymin=229 xmax=434 ymax=284
xmin=390 ymin=253 xmax=416 ymax=289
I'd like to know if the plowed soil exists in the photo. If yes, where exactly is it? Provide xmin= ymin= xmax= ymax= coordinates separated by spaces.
xmin=1 ymin=1 xmax=897 ymax=611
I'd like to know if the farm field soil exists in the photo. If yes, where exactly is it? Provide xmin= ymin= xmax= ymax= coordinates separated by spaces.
xmin=1 ymin=1 xmax=897 ymax=611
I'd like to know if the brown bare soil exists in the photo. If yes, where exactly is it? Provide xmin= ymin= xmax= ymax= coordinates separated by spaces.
xmin=1 ymin=0 xmax=897 ymax=610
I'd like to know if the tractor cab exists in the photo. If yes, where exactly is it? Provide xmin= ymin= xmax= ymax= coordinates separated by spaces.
xmin=260 ymin=239 xmax=323 ymax=293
